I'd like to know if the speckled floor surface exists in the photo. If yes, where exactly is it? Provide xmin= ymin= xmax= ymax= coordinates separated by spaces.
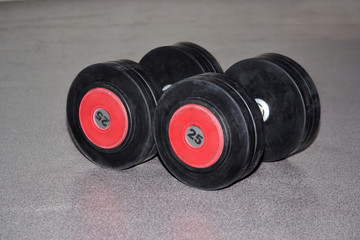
xmin=0 ymin=0 xmax=359 ymax=239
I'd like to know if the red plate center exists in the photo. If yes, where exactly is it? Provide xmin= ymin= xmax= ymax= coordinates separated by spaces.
xmin=168 ymin=104 xmax=224 ymax=168
xmin=79 ymin=88 xmax=128 ymax=149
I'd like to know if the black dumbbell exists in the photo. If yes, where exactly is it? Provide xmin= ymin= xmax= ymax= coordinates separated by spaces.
xmin=153 ymin=53 xmax=320 ymax=190
xmin=66 ymin=42 xmax=223 ymax=169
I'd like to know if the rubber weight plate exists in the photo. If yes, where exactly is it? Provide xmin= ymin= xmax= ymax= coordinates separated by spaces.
xmin=67 ymin=61 xmax=156 ymax=169
xmin=153 ymin=73 xmax=264 ymax=190
xmin=140 ymin=42 xmax=223 ymax=92
xmin=226 ymin=54 xmax=320 ymax=162
xmin=261 ymin=53 xmax=320 ymax=152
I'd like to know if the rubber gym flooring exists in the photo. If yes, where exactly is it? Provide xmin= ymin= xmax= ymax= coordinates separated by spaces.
xmin=0 ymin=0 xmax=359 ymax=239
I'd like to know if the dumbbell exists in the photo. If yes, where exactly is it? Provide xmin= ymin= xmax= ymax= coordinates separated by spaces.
xmin=66 ymin=42 xmax=223 ymax=169
xmin=153 ymin=53 xmax=321 ymax=190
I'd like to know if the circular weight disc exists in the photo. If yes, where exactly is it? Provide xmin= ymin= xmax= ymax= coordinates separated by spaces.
xmin=226 ymin=58 xmax=306 ymax=162
xmin=257 ymin=54 xmax=311 ymax=154
xmin=139 ymin=43 xmax=223 ymax=94
xmin=79 ymin=88 xmax=128 ymax=149
xmin=262 ymin=53 xmax=321 ymax=152
xmin=66 ymin=61 xmax=156 ymax=169
xmin=153 ymin=73 xmax=262 ymax=190
xmin=259 ymin=54 xmax=317 ymax=155
xmin=168 ymin=104 xmax=224 ymax=168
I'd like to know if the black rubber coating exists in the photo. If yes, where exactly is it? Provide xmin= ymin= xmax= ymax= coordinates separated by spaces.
xmin=140 ymin=42 xmax=223 ymax=92
xmin=153 ymin=73 xmax=264 ymax=190
xmin=67 ymin=61 xmax=155 ymax=169
xmin=226 ymin=54 xmax=320 ymax=162
xmin=262 ymin=53 xmax=320 ymax=152
xmin=67 ymin=42 xmax=222 ymax=169
xmin=176 ymin=42 xmax=223 ymax=73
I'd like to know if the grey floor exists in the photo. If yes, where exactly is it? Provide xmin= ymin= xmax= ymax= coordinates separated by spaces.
xmin=1 ymin=0 xmax=359 ymax=239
